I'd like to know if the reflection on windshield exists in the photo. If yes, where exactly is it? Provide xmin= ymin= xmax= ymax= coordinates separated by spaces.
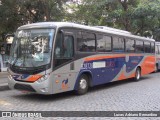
xmin=9 ymin=29 xmax=54 ymax=68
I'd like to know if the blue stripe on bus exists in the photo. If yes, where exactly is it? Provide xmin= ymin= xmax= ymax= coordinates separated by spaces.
xmin=74 ymin=55 xmax=144 ymax=89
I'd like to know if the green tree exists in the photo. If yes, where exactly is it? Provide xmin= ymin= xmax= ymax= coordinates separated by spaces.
xmin=65 ymin=0 xmax=139 ymax=29
xmin=0 ymin=0 xmax=22 ymax=40
xmin=0 ymin=0 xmax=68 ymax=41
xmin=66 ymin=0 xmax=160 ymax=40
xmin=0 ymin=0 xmax=160 ymax=41
xmin=64 ymin=0 xmax=106 ymax=25
xmin=20 ymin=0 xmax=68 ymax=23
xmin=131 ymin=0 xmax=160 ymax=39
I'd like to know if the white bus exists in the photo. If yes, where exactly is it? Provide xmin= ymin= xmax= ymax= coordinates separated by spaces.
xmin=8 ymin=22 xmax=156 ymax=95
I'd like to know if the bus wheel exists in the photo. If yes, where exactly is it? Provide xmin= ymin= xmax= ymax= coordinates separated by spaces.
xmin=76 ymin=74 xmax=89 ymax=95
xmin=134 ymin=67 xmax=141 ymax=81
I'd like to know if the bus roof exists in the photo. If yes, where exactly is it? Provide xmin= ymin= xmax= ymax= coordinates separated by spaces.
xmin=94 ymin=26 xmax=132 ymax=35
xmin=18 ymin=22 xmax=155 ymax=42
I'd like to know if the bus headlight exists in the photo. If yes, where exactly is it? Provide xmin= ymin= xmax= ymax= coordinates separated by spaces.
xmin=37 ymin=74 xmax=50 ymax=83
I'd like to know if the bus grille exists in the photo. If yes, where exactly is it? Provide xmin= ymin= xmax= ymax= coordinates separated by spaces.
xmin=14 ymin=83 xmax=36 ymax=92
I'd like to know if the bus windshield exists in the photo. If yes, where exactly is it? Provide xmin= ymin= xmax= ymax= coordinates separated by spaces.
xmin=9 ymin=29 xmax=55 ymax=68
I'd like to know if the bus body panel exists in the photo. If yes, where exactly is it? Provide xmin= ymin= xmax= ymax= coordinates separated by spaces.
xmin=157 ymin=56 xmax=160 ymax=69
xmin=156 ymin=42 xmax=160 ymax=70
xmin=75 ymin=54 xmax=155 ymax=87
xmin=8 ymin=68 xmax=54 ymax=94
xmin=8 ymin=53 xmax=155 ymax=95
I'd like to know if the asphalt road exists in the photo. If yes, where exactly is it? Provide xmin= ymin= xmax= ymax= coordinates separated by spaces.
xmin=0 ymin=72 xmax=160 ymax=119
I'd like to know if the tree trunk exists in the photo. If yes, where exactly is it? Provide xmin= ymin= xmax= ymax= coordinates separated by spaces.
xmin=118 ymin=0 xmax=130 ymax=31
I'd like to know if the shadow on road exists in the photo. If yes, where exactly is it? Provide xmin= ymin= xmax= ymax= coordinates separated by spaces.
xmin=89 ymin=76 xmax=150 ymax=92
xmin=0 ymin=85 xmax=10 ymax=91
xmin=11 ymin=76 xmax=150 ymax=102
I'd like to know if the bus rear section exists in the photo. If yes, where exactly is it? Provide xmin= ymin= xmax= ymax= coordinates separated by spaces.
xmin=155 ymin=42 xmax=160 ymax=71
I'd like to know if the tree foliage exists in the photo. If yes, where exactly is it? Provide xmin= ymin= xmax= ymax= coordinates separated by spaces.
xmin=0 ymin=0 xmax=160 ymax=41
xmin=66 ymin=0 xmax=160 ymax=40
xmin=0 ymin=0 xmax=68 ymax=41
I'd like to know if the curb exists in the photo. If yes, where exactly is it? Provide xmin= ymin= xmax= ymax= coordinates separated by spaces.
xmin=0 ymin=75 xmax=8 ymax=79
xmin=0 ymin=77 xmax=8 ymax=78
xmin=0 ymin=83 xmax=10 ymax=91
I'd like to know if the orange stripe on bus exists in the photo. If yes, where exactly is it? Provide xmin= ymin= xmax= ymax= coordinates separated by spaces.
xmin=141 ymin=56 xmax=156 ymax=75
xmin=118 ymin=71 xmax=126 ymax=80
xmin=85 ymin=54 xmax=125 ymax=62
xmin=128 ymin=72 xmax=135 ymax=78
xmin=118 ymin=71 xmax=136 ymax=81
xmin=26 ymin=75 xmax=42 ymax=82
xmin=84 ymin=54 xmax=143 ymax=62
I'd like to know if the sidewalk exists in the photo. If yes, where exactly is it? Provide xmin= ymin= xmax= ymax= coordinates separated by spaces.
xmin=0 ymin=72 xmax=9 ymax=91
xmin=0 ymin=72 xmax=9 ymax=78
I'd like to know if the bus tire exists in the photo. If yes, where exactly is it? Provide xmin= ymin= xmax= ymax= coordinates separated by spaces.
xmin=134 ymin=67 xmax=141 ymax=81
xmin=76 ymin=74 xmax=89 ymax=95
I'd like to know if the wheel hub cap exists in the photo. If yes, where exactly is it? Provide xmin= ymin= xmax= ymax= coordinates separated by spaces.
xmin=80 ymin=79 xmax=87 ymax=89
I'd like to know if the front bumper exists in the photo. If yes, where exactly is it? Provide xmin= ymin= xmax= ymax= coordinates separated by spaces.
xmin=8 ymin=76 xmax=52 ymax=95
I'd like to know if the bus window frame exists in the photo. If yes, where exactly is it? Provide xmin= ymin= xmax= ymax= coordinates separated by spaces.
xmin=112 ymin=36 xmax=125 ymax=53
xmin=77 ymin=30 xmax=96 ymax=53
xmin=144 ymin=41 xmax=151 ymax=53
xmin=135 ymin=40 xmax=144 ymax=53
xmin=96 ymin=33 xmax=112 ymax=52
xmin=125 ymin=38 xmax=136 ymax=53
xmin=53 ymin=28 xmax=75 ymax=68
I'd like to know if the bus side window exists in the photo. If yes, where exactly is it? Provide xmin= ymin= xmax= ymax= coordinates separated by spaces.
xmin=135 ymin=40 xmax=144 ymax=53
xmin=97 ymin=34 xmax=112 ymax=52
xmin=63 ymin=35 xmax=74 ymax=58
xmin=156 ymin=45 xmax=158 ymax=54
xmin=144 ymin=41 xmax=151 ymax=53
xmin=55 ymin=33 xmax=62 ymax=58
xmin=159 ymin=46 xmax=160 ymax=54
xmin=77 ymin=31 xmax=96 ymax=52
xmin=151 ymin=42 xmax=155 ymax=53
xmin=54 ymin=31 xmax=74 ymax=67
xmin=126 ymin=39 xmax=135 ymax=53
xmin=113 ymin=37 xmax=125 ymax=52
